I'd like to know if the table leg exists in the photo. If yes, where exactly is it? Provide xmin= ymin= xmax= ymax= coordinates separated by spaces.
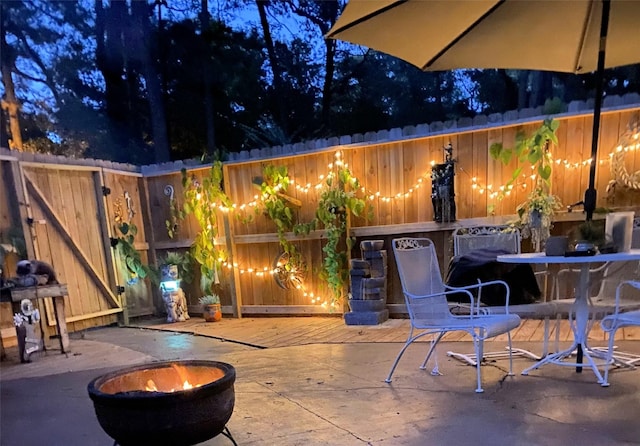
xmin=521 ymin=264 xmax=605 ymax=384
xmin=52 ymin=296 xmax=69 ymax=353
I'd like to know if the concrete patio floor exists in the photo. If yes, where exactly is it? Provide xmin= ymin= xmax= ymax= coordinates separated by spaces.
xmin=2 ymin=324 xmax=640 ymax=446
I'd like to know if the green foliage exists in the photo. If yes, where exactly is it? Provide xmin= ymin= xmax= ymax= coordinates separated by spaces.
xmin=490 ymin=118 xmax=562 ymax=249
xmin=575 ymin=220 xmax=606 ymax=246
xmin=165 ymin=195 xmax=185 ymax=239
xmin=115 ymin=222 xmax=159 ymax=285
xmin=181 ymin=163 xmax=231 ymax=293
xmin=489 ymin=118 xmax=559 ymax=195
xmin=199 ymin=294 xmax=220 ymax=305
xmin=255 ymin=165 xmax=305 ymax=275
xmin=161 ymin=251 xmax=194 ymax=284
xmin=294 ymin=159 xmax=370 ymax=306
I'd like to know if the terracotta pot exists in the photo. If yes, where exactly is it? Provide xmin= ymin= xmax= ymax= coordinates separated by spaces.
xmin=203 ymin=304 xmax=222 ymax=322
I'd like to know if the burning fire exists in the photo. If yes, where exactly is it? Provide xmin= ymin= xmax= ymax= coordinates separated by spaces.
xmin=144 ymin=379 xmax=201 ymax=392
xmin=142 ymin=364 xmax=205 ymax=393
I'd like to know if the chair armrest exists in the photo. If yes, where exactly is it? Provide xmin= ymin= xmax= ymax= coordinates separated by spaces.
xmin=406 ymin=288 xmax=477 ymax=312
xmin=446 ymin=279 xmax=511 ymax=311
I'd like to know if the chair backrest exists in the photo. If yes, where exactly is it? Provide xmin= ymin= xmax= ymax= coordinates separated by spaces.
xmin=597 ymin=216 xmax=640 ymax=301
xmin=632 ymin=217 xmax=640 ymax=249
xmin=392 ymin=238 xmax=451 ymax=321
xmin=453 ymin=225 xmax=521 ymax=256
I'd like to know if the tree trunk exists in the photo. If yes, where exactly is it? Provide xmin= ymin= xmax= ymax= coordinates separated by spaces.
xmin=0 ymin=4 xmax=24 ymax=151
xmin=256 ymin=0 xmax=287 ymax=132
xmin=0 ymin=58 xmax=24 ymax=151
xmin=130 ymin=1 xmax=170 ymax=163
xmin=517 ymin=70 xmax=530 ymax=109
xmin=200 ymin=0 xmax=216 ymax=157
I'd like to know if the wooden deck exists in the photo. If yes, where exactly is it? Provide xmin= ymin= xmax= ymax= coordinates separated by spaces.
xmin=133 ymin=316 xmax=640 ymax=349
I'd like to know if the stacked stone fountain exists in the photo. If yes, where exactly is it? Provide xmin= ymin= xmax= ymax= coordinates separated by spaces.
xmin=344 ymin=240 xmax=389 ymax=325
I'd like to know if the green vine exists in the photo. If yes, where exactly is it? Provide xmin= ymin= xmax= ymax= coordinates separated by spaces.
xmin=182 ymin=162 xmax=232 ymax=293
xmin=294 ymin=160 xmax=369 ymax=306
xmin=489 ymin=118 xmax=559 ymax=198
xmin=490 ymin=118 xmax=562 ymax=249
xmin=165 ymin=195 xmax=185 ymax=239
xmin=115 ymin=222 xmax=159 ymax=285
xmin=259 ymin=165 xmax=303 ymax=262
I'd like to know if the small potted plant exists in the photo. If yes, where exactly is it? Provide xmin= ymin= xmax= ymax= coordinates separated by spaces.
xmin=160 ymin=251 xmax=193 ymax=284
xmin=199 ymin=294 xmax=221 ymax=322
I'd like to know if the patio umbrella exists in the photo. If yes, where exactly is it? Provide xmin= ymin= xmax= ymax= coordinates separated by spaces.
xmin=326 ymin=0 xmax=640 ymax=220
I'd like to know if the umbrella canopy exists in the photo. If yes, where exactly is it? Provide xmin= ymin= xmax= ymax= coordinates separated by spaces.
xmin=327 ymin=0 xmax=640 ymax=219
xmin=327 ymin=0 xmax=640 ymax=73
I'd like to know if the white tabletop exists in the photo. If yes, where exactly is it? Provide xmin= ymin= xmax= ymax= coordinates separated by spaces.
xmin=497 ymin=249 xmax=640 ymax=264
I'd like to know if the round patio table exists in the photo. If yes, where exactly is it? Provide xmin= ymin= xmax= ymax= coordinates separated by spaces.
xmin=497 ymin=249 xmax=640 ymax=386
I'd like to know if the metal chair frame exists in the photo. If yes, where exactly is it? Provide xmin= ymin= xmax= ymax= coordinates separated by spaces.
xmin=387 ymin=238 xmax=521 ymax=393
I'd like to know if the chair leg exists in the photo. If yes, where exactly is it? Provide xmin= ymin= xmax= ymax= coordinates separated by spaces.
xmin=385 ymin=331 xmax=437 ymax=383
xmin=602 ymin=326 xmax=618 ymax=387
xmin=385 ymin=340 xmax=413 ymax=383
xmin=540 ymin=317 xmax=550 ymax=357
xmin=473 ymin=338 xmax=484 ymax=393
xmin=420 ymin=332 xmax=445 ymax=371
xmin=506 ymin=332 xmax=514 ymax=376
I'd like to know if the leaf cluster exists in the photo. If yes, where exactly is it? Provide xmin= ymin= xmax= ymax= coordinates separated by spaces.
xmin=199 ymin=294 xmax=220 ymax=305
xmin=161 ymin=251 xmax=194 ymax=284
xmin=489 ymin=118 xmax=560 ymax=195
xmin=181 ymin=162 xmax=231 ymax=292
xmin=115 ymin=222 xmax=159 ymax=285
xmin=294 ymin=162 xmax=370 ymax=305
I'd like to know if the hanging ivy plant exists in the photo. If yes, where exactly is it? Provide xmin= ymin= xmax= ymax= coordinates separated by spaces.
xmin=182 ymin=162 xmax=232 ymax=293
xmin=165 ymin=194 xmax=185 ymax=239
xmin=489 ymin=118 xmax=562 ymax=250
xmin=295 ymin=158 xmax=370 ymax=306
xmin=114 ymin=222 xmax=159 ymax=285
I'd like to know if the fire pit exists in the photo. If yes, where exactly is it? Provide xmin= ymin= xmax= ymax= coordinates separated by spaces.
xmin=87 ymin=360 xmax=236 ymax=446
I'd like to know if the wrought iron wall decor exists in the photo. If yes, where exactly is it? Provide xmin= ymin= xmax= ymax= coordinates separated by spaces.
xmin=431 ymin=143 xmax=456 ymax=223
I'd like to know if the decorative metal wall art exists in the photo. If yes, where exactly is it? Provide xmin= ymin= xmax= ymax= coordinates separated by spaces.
xmin=431 ymin=143 xmax=456 ymax=223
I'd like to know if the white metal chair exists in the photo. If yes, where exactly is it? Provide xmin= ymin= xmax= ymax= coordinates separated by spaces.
xmin=453 ymin=225 xmax=522 ymax=255
xmin=449 ymin=226 xmax=557 ymax=363
xmin=600 ymin=280 xmax=640 ymax=386
xmin=387 ymin=238 xmax=521 ymax=393
xmin=554 ymin=218 xmax=640 ymax=334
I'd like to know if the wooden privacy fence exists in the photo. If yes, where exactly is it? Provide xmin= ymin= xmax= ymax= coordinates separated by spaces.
xmin=2 ymin=101 xmax=640 ymax=345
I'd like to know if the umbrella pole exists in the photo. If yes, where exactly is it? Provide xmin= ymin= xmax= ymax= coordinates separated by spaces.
xmin=584 ymin=0 xmax=611 ymax=222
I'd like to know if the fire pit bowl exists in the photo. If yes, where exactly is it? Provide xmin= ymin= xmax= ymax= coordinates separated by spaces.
xmin=87 ymin=360 xmax=235 ymax=446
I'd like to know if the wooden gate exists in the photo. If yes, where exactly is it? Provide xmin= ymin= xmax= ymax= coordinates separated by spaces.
xmin=2 ymin=158 xmax=154 ymax=339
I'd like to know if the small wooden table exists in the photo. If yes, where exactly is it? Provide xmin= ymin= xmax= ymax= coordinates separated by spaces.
xmin=1 ymin=284 xmax=70 ymax=361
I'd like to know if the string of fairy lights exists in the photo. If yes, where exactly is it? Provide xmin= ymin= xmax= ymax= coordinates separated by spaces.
xmin=192 ymin=138 xmax=639 ymax=306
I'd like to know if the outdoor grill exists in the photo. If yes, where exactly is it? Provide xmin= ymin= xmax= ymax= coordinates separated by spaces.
xmin=87 ymin=360 xmax=236 ymax=446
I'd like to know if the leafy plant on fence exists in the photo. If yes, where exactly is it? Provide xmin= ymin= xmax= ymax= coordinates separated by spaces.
xmin=165 ymin=194 xmax=185 ymax=239
xmin=181 ymin=162 xmax=231 ymax=294
xmin=294 ymin=157 xmax=370 ymax=306
xmin=489 ymin=118 xmax=562 ymax=250
xmin=114 ymin=222 xmax=159 ymax=285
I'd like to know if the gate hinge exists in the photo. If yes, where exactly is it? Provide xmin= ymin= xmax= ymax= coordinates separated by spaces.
xmin=116 ymin=285 xmax=125 ymax=295
xmin=102 ymin=186 xmax=111 ymax=196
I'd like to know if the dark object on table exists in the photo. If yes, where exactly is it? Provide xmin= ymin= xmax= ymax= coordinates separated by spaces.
xmin=446 ymin=248 xmax=541 ymax=306
xmin=564 ymin=249 xmax=598 ymax=257
xmin=16 ymin=260 xmax=58 ymax=284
